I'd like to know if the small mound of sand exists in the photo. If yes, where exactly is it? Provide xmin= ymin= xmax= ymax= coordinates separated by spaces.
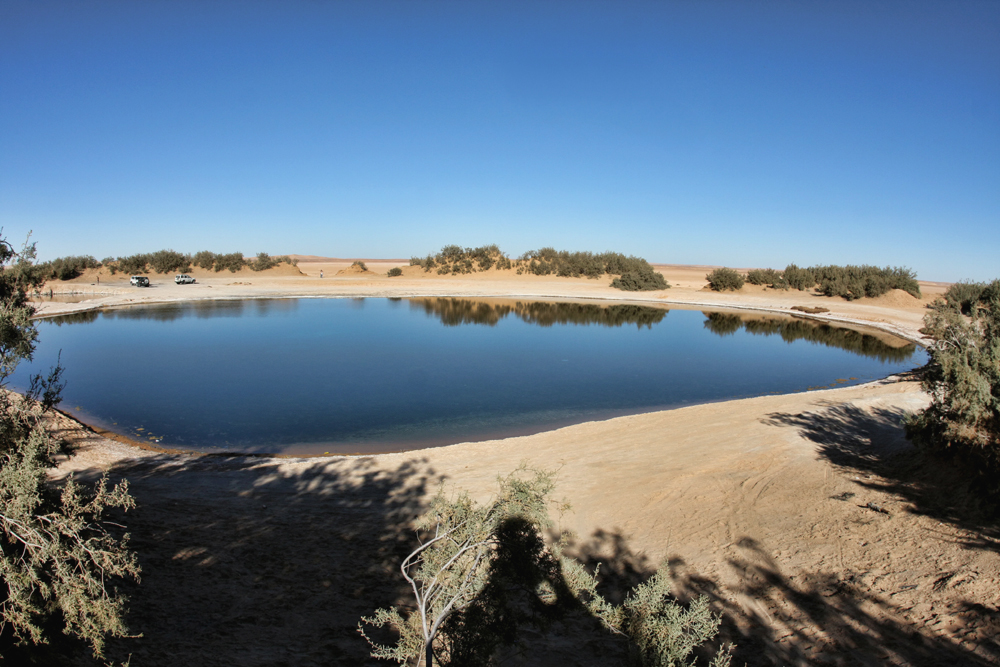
xmin=862 ymin=289 xmax=924 ymax=308
xmin=336 ymin=263 xmax=372 ymax=276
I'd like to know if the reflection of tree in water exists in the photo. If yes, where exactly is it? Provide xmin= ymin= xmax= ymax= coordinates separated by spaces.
xmin=702 ymin=312 xmax=918 ymax=363
xmin=410 ymin=298 xmax=669 ymax=329
xmin=45 ymin=310 xmax=101 ymax=326
xmin=46 ymin=299 xmax=301 ymax=325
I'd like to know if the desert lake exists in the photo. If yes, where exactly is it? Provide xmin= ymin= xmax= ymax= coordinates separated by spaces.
xmin=19 ymin=297 xmax=926 ymax=455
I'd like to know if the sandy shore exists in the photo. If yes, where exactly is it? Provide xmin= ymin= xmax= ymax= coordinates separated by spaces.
xmin=34 ymin=265 xmax=1000 ymax=665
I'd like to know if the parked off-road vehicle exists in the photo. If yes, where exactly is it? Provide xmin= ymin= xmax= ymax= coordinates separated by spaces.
xmin=130 ymin=276 xmax=150 ymax=287
xmin=175 ymin=274 xmax=195 ymax=284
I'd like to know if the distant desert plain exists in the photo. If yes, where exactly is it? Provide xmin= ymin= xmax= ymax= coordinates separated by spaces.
xmin=30 ymin=260 xmax=1000 ymax=666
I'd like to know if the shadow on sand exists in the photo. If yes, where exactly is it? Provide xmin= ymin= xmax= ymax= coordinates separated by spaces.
xmin=571 ymin=530 xmax=999 ymax=667
xmin=29 ymin=391 xmax=1000 ymax=665
xmin=761 ymin=387 xmax=1000 ymax=555
xmin=62 ymin=454 xmax=440 ymax=667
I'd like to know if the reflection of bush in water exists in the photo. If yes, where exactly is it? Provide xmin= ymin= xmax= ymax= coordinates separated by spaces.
xmin=701 ymin=312 xmax=743 ymax=336
xmin=47 ymin=299 xmax=301 ymax=325
xmin=47 ymin=310 xmax=101 ymax=326
xmin=411 ymin=299 xmax=668 ymax=329
xmin=702 ymin=312 xmax=917 ymax=362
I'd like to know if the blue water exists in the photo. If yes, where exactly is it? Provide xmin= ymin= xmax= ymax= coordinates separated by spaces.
xmin=14 ymin=298 xmax=925 ymax=455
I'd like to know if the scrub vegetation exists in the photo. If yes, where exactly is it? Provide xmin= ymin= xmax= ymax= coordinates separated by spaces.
xmin=705 ymin=268 xmax=744 ymax=292
xmin=906 ymin=279 xmax=1000 ymax=494
xmin=37 ymin=250 xmax=298 ymax=279
xmin=409 ymin=245 xmax=669 ymax=291
xmin=33 ymin=255 xmax=101 ymax=281
xmin=359 ymin=467 xmax=733 ymax=667
xmin=736 ymin=264 xmax=920 ymax=300
xmin=0 ymin=236 xmax=138 ymax=658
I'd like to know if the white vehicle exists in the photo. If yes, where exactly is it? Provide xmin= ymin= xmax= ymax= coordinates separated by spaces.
xmin=130 ymin=276 xmax=150 ymax=287
xmin=175 ymin=274 xmax=196 ymax=284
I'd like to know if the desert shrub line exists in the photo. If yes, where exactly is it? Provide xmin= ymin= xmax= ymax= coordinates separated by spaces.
xmin=733 ymin=264 xmax=919 ymax=300
xmin=43 ymin=250 xmax=299 ymax=278
xmin=410 ymin=245 xmax=668 ymax=291
xmin=33 ymin=256 xmax=101 ymax=281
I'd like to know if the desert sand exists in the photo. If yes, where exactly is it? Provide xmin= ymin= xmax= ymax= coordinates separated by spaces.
xmin=31 ymin=263 xmax=999 ymax=666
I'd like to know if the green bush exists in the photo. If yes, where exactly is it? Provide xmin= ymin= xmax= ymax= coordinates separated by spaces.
xmin=387 ymin=267 xmax=403 ymax=277
xmin=36 ymin=255 xmax=101 ymax=281
xmin=0 ymin=236 xmax=139 ymax=658
xmin=410 ymin=245 xmax=666 ymax=290
xmin=359 ymin=467 xmax=732 ymax=667
xmin=938 ymin=280 xmax=987 ymax=315
xmin=351 ymin=260 xmax=368 ymax=271
xmin=193 ymin=250 xmax=217 ymax=270
xmin=116 ymin=253 xmax=151 ymax=275
xmin=906 ymin=280 xmax=1000 ymax=485
xmin=248 ymin=252 xmax=278 ymax=271
xmin=746 ymin=268 xmax=780 ymax=286
xmin=417 ymin=245 xmax=509 ymax=274
xmin=148 ymin=249 xmax=190 ymax=274
xmin=611 ymin=268 xmax=669 ymax=291
xmin=213 ymin=252 xmax=245 ymax=272
xmin=810 ymin=265 xmax=920 ymax=300
xmin=783 ymin=264 xmax=815 ymax=291
xmin=705 ymin=268 xmax=745 ymax=291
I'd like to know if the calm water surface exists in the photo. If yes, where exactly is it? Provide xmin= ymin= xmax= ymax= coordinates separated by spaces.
xmin=16 ymin=298 xmax=926 ymax=455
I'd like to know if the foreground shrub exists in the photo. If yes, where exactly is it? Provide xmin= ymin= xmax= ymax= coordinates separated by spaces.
xmin=0 ymin=236 xmax=138 ymax=658
xmin=906 ymin=280 xmax=1000 ymax=485
xmin=705 ymin=268 xmax=744 ymax=291
xmin=387 ymin=267 xmax=403 ymax=277
xmin=359 ymin=467 xmax=732 ymax=666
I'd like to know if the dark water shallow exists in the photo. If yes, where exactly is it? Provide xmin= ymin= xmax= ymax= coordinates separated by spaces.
xmin=15 ymin=298 xmax=926 ymax=455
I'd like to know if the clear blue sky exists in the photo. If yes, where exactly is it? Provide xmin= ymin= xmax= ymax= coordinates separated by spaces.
xmin=1 ymin=1 xmax=997 ymax=282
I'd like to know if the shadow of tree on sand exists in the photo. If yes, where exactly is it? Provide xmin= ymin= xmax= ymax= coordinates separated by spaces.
xmin=62 ymin=453 xmax=442 ymax=667
xmin=761 ymin=399 xmax=1000 ymax=554
xmin=571 ymin=531 xmax=999 ymax=667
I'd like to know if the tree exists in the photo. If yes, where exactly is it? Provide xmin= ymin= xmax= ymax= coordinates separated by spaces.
xmin=0 ymin=235 xmax=139 ymax=658
xmin=359 ymin=467 xmax=732 ymax=666
xmin=906 ymin=280 xmax=1000 ymax=479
